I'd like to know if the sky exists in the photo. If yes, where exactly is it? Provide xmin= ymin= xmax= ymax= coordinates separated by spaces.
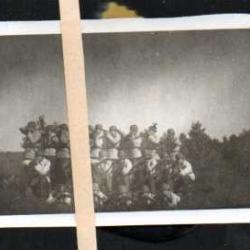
xmin=0 ymin=35 xmax=67 ymax=151
xmin=84 ymin=30 xmax=250 ymax=139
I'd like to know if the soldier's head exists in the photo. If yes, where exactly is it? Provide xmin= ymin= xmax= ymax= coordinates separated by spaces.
xmin=176 ymin=152 xmax=185 ymax=164
xmin=109 ymin=126 xmax=117 ymax=136
xmin=98 ymin=150 xmax=105 ymax=160
xmin=148 ymin=123 xmax=157 ymax=133
xmin=60 ymin=124 xmax=68 ymax=132
xmin=45 ymin=125 xmax=56 ymax=135
xmin=19 ymin=126 xmax=28 ymax=135
xmin=27 ymin=121 xmax=37 ymax=133
xmin=129 ymin=125 xmax=138 ymax=135
xmin=95 ymin=124 xmax=103 ymax=133
xmin=167 ymin=128 xmax=175 ymax=137
xmin=20 ymin=121 xmax=37 ymax=135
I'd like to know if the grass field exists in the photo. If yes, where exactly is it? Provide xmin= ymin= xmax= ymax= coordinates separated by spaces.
xmin=0 ymin=152 xmax=74 ymax=215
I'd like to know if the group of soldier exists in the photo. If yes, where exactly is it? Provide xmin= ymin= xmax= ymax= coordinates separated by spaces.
xmin=90 ymin=124 xmax=196 ymax=211
xmin=18 ymin=116 xmax=73 ymax=209
xmin=17 ymin=117 xmax=195 ymax=211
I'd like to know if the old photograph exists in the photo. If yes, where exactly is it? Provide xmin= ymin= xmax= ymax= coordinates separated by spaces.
xmin=0 ymin=35 xmax=74 ymax=215
xmin=84 ymin=30 xmax=250 ymax=213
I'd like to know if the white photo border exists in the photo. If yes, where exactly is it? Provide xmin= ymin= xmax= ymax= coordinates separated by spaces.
xmin=1 ymin=208 xmax=250 ymax=227
xmin=0 ymin=14 xmax=249 ymax=36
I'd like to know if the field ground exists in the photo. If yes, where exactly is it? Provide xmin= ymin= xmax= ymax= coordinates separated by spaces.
xmin=1 ymin=151 xmax=250 ymax=214
xmin=0 ymin=152 xmax=74 ymax=215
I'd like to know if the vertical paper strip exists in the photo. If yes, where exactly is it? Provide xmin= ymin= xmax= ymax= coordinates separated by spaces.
xmin=59 ymin=1 xmax=97 ymax=250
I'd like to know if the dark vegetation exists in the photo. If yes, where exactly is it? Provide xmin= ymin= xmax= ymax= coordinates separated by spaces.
xmin=179 ymin=122 xmax=250 ymax=209
xmin=0 ymin=152 xmax=72 ymax=214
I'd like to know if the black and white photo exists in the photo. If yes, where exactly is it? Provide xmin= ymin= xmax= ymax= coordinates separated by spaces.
xmin=0 ymin=35 xmax=74 ymax=215
xmin=84 ymin=30 xmax=250 ymax=214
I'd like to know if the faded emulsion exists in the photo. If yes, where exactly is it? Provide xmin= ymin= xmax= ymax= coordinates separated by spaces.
xmin=0 ymin=35 xmax=74 ymax=215
xmin=83 ymin=30 xmax=250 ymax=212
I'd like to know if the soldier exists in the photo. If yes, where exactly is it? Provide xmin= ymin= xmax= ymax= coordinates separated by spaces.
xmin=22 ymin=148 xmax=36 ymax=167
xmin=159 ymin=128 xmax=178 ymax=157
xmin=143 ymin=123 xmax=160 ymax=155
xmin=144 ymin=149 xmax=160 ymax=194
xmin=158 ymin=153 xmax=177 ymax=186
xmin=18 ymin=120 xmax=44 ymax=197
xmin=124 ymin=125 xmax=143 ymax=161
xmin=174 ymin=153 xmax=195 ymax=207
xmin=159 ymin=182 xmax=181 ymax=209
xmin=33 ymin=152 xmax=51 ymax=182
xmin=43 ymin=125 xmax=59 ymax=186
xmin=106 ymin=126 xmax=123 ymax=160
xmin=175 ymin=153 xmax=195 ymax=181
xmin=113 ymin=150 xmax=133 ymax=192
xmin=90 ymin=151 xmax=102 ymax=184
xmin=93 ymin=150 xmax=113 ymax=193
xmin=20 ymin=120 xmax=43 ymax=166
xmin=93 ymin=182 xmax=108 ymax=211
xmin=29 ymin=151 xmax=52 ymax=202
xmin=54 ymin=124 xmax=71 ymax=186
xmin=113 ymin=184 xmax=134 ymax=211
xmin=138 ymin=185 xmax=156 ymax=210
xmin=47 ymin=184 xmax=73 ymax=208
xmin=91 ymin=124 xmax=105 ymax=159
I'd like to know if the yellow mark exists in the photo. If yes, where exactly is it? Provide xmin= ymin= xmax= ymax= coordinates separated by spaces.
xmin=101 ymin=2 xmax=139 ymax=18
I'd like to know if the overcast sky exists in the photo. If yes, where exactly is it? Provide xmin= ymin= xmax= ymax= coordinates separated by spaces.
xmin=84 ymin=30 xmax=250 ymax=139
xmin=0 ymin=35 xmax=67 ymax=151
